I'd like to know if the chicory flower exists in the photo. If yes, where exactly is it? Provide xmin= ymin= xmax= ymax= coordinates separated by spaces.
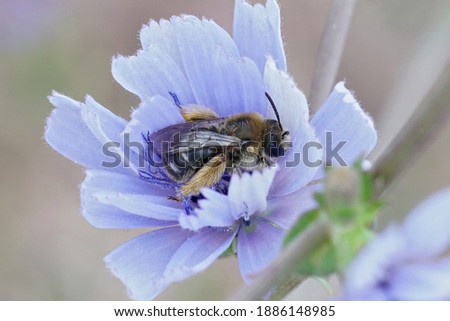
xmin=342 ymin=188 xmax=450 ymax=300
xmin=45 ymin=0 xmax=376 ymax=299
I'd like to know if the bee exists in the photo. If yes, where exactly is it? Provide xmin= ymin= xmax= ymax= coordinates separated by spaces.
xmin=147 ymin=92 xmax=291 ymax=200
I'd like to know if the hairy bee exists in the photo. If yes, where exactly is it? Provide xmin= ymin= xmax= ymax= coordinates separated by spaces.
xmin=147 ymin=93 xmax=290 ymax=199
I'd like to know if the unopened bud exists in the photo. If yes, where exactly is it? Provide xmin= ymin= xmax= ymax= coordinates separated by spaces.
xmin=325 ymin=167 xmax=360 ymax=207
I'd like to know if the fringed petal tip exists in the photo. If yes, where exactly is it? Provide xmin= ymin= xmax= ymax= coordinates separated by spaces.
xmin=264 ymin=57 xmax=309 ymax=132
xmin=233 ymin=0 xmax=286 ymax=73
xmin=334 ymin=81 xmax=377 ymax=131
xmin=310 ymin=81 xmax=378 ymax=180
xmin=45 ymin=93 xmax=128 ymax=171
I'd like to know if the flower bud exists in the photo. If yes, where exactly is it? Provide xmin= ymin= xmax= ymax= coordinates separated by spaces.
xmin=325 ymin=167 xmax=360 ymax=208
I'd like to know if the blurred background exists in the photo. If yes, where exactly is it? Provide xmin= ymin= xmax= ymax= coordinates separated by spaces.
xmin=0 ymin=0 xmax=449 ymax=300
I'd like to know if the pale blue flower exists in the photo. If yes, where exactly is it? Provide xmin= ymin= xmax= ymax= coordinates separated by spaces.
xmin=343 ymin=188 xmax=450 ymax=300
xmin=45 ymin=0 xmax=376 ymax=299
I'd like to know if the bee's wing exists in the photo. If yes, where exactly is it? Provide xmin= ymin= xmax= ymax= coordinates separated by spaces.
xmin=148 ymin=119 xmax=241 ymax=182
xmin=172 ymin=130 xmax=241 ymax=153
xmin=150 ymin=118 xmax=241 ymax=155
xmin=149 ymin=122 xmax=197 ymax=151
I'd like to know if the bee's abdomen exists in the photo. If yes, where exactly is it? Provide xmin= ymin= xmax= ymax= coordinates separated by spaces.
xmin=164 ymin=147 xmax=222 ymax=182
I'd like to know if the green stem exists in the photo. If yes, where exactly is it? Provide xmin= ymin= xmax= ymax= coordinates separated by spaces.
xmin=371 ymin=71 xmax=450 ymax=198
xmin=268 ymin=274 xmax=307 ymax=300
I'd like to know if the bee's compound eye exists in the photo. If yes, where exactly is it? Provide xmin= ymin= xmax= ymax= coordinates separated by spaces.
xmin=265 ymin=134 xmax=285 ymax=157
xmin=269 ymin=144 xmax=285 ymax=157
xmin=276 ymin=145 xmax=285 ymax=157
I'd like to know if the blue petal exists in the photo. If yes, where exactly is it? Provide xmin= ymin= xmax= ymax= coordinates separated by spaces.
xmin=310 ymin=82 xmax=377 ymax=180
xmin=211 ymin=49 xmax=266 ymax=116
xmin=81 ymin=96 xmax=137 ymax=173
xmin=140 ymin=19 xmax=184 ymax=69
xmin=124 ymin=95 xmax=185 ymax=143
xmin=81 ymin=170 xmax=177 ymax=228
xmin=180 ymin=167 xmax=278 ymax=231
xmin=237 ymin=217 xmax=284 ymax=282
xmin=401 ymin=188 xmax=450 ymax=258
xmin=269 ymin=116 xmax=321 ymax=197
xmin=112 ymin=46 xmax=195 ymax=104
xmin=228 ymin=167 xmax=278 ymax=220
xmin=265 ymin=184 xmax=319 ymax=229
xmin=343 ymin=226 xmax=406 ymax=298
xmin=264 ymin=57 xmax=308 ymax=137
xmin=344 ymin=188 xmax=450 ymax=300
xmin=121 ymin=95 xmax=185 ymax=169
xmin=171 ymin=15 xmax=240 ymax=108
xmin=233 ymin=0 xmax=286 ymax=73
xmin=179 ymin=189 xmax=234 ymax=231
xmin=164 ymin=226 xmax=238 ymax=282
xmin=45 ymin=92 xmax=128 ymax=173
xmin=139 ymin=16 xmax=267 ymax=116
xmin=340 ymin=287 xmax=388 ymax=301
xmin=390 ymin=258 xmax=450 ymax=300
xmin=104 ymin=227 xmax=193 ymax=300
xmin=82 ymin=96 xmax=126 ymax=145
xmin=93 ymin=192 xmax=181 ymax=222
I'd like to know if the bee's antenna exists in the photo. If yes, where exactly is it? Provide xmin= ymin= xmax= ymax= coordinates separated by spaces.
xmin=265 ymin=92 xmax=283 ymax=131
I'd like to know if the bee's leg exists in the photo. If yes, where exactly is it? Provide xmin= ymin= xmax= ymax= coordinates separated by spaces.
xmin=179 ymin=106 xmax=219 ymax=122
xmin=167 ymin=192 xmax=195 ymax=215
xmin=228 ymin=164 xmax=242 ymax=176
xmin=180 ymin=155 xmax=226 ymax=197
xmin=168 ymin=92 xmax=182 ymax=108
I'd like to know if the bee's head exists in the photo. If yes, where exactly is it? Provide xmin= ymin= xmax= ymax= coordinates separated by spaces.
xmin=264 ymin=92 xmax=291 ymax=158
xmin=264 ymin=120 xmax=290 ymax=157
